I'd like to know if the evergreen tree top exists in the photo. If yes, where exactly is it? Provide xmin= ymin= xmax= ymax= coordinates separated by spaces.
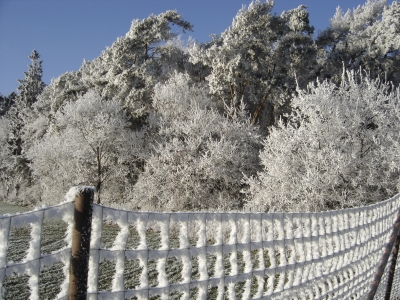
xmin=16 ymin=50 xmax=45 ymax=106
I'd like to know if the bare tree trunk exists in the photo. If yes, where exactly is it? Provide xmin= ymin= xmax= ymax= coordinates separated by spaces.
xmin=96 ymin=181 xmax=101 ymax=205
xmin=96 ymin=147 xmax=101 ymax=204
xmin=251 ymin=90 xmax=272 ymax=127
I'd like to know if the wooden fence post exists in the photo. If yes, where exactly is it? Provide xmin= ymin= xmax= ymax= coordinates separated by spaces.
xmin=69 ymin=187 xmax=94 ymax=300
xmin=384 ymin=228 xmax=400 ymax=300
xmin=366 ymin=208 xmax=400 ymax=300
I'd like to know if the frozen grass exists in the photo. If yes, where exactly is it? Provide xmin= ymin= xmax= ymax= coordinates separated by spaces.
xmin=6 ymin=225 xmax=31 ymax=262
xmin=41 ymin=219 xmax=69 ymax=254
xmin=39 ymin=262 xmax=65 ymax=299
xmin=3 ymin=273 xmax=31 ymax=299
xmin=0 ymin=201 xmax=31 ymax=214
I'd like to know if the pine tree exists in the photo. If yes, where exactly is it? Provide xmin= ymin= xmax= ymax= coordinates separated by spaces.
xmin=0 ymin=92 xmax=16 ymax=116
xmin=10 ymin=50 xmax=45 ymax=157
xmin=16 ymin=50 xmax=46 ymax=106
xmin=0 ymin=50 xmax=45 ymax=204
xmin=26 ymin=11 xmax=193 ymax=150
xmin=316 ymin=0 xmax=400 ymax=85
xmin=189 ymin=0 xmax=317 ymax=133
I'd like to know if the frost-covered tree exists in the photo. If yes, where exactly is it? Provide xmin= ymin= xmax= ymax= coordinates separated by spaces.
xmin=10 ymin=50 xmax=45 ymax=159
xmin=79 ymin=10 xmax=192 ymax=118
xmin=0 ymin=117 xmax=14 ymax=200
xmin=24 ymin=11 xmax=193 ymax=154
xmin=27 ymin=90 xmax=142 ymax=205
xmin=9 ymin=50 xmax=45 ymax=155
xmin=189 ymin=0 xmax=317 ymax=132
xmin=128 ymin=73 xmax=261 ymax=211
xmin=244 ymin=71 xmax=400 ymax=212
xmin=16 ymin=50 xmax=46 ymax=106
xmin=16 ymin=11 xmax=192 ymax=205
xmin=22 ymin=71 xmax=86 ymax=152
xmin=317 ymin=0 xmax=400 ymax=85
xmin=0 ymin=51 xmax=46 ymax=204
xmin=0 ymin=92 xmax=16 ymax=117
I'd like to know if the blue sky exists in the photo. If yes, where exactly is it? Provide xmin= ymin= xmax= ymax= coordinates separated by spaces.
xmin=0 ymin=0 xmax=370 ymax=95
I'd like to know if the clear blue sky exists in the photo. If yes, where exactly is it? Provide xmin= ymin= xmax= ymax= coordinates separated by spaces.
xmin=0 ymin=0 xmax=370 ymax=95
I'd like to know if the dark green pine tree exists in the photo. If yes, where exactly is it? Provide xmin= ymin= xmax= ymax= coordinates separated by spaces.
xmin=1 ymin=50 xmax=46 ymax=203
xmin=11 ymin=50 xmax=45 ymax=158
xmin=0 ymin=92 xmax=16 ymax=116
xmin=16 ymin=50 xmax=46 ymax=106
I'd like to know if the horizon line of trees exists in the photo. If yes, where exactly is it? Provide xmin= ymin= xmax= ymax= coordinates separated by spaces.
xmin=1 ymin=0 xmax=399 ymax=212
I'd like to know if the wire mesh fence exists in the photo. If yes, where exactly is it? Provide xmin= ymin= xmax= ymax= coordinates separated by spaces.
xmin=0 ymin=202 xmax=74 ymax=300
xmin=0 ymin=189 xmax=399 ymax=299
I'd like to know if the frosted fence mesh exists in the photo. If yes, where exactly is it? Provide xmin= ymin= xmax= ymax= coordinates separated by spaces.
xmin=0 ymin=194 xmax=399 ymax=300
xmin=0 ymin=201 xmax=74 ymax=300
xmin=87 ymin=194 xmax=400 ymax=300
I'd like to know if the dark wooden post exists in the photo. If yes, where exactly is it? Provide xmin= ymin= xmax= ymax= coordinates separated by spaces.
xmin=366 ymin=208 xmax=400 ymax=300
xmin=69 ymin=187 xmax=94 ymax=300
xmin=384 ymin=228 xmax=400 ymax=300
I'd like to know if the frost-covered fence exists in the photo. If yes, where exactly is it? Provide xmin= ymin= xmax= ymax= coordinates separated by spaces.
xmin=0 ymin=199 xmax=74 ymax=300
xmin=87 ymin=194 xmax=400 ymax=300
xmin=1 ymin=190 xmax=400 ymax=299
xmin=0 ymin=186 xmax=93 ymax=300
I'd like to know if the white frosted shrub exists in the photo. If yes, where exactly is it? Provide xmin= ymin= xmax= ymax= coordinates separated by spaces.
xmin=127 ymin=73 xmax=261 ymax=211
xmin=244 ymin=71 xmax=400 ymax=212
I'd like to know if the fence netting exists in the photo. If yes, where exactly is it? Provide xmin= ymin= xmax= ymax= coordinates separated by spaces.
xmin=87 ymin=194 xmax=400 ymax=300
xmin=373 ymin=234 xmax=400 ymax=299
xmin=0 ymin=193 xmax=399 ymax=299
xmin=0 ymin=201 xmax=74 ymax=300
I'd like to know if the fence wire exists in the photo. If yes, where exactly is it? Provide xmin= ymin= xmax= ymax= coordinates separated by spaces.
xmin=374 ymin=243 xmax=400 ymax=299
xmin=0 ymin=194 xmax=399 ymax=299
xmin=0 ymin=202 xmax=74 ymax=300
xmin=86 ymin=194 xmax=400 ymax=300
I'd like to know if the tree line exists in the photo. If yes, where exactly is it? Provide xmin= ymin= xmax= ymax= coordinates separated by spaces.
xmin=1 ymin=0 xmax=399 ymax=211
